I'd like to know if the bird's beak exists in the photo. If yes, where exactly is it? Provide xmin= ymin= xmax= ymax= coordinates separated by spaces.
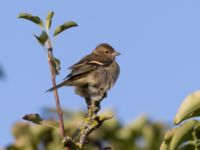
xmin=113 ymin=51 xmax=121 ymax=56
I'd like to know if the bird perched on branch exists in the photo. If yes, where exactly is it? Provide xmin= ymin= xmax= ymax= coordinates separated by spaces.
xmin=47 ymin=43 xmax=120 ymax=104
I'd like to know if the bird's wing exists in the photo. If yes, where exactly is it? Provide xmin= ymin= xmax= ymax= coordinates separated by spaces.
xmin=68 ymin=54 xmax=113 ymax=69
xmin=65 ymin=54 xmax=113 ymax=79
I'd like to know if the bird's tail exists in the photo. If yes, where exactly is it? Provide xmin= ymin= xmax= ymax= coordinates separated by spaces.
xmin=45 ymin=81 xmax=66 ymax=92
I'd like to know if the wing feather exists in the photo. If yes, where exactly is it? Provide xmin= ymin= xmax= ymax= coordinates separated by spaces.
xmin=65 ymin=54 xmax=113 ymax=79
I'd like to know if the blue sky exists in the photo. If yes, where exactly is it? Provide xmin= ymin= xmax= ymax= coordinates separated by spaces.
xmin=1 ymin=0 xmax=200 ymax=147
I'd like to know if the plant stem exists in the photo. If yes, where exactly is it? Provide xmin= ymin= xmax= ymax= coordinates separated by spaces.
xmin=46 ymin=39 xmax=70 ymax=150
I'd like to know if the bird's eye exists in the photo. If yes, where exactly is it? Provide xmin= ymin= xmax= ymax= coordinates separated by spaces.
xmin=105 ymin=51 xmax=109 ymax=54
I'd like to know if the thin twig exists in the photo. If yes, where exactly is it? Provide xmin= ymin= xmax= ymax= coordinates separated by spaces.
xmin=46 ymin=39 xmax=70 ymax=150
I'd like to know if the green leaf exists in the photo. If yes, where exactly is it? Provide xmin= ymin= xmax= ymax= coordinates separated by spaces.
xmin=53 ymin=21 xmax=78 ymax=37
xmin=34 ymin=31 xmax=49 ymax=46
xmin=160 ymin=142 xmax=169 ymax=150
xmin=170 ymin=120 xmax=198 ymax=150
xmin=174 ymin=90 xmax=200 ymax=125
xmin=18 ymin=13 xmax=43 ymax=27
xmin=46 ymin=11 xmax=54 ymax=31
xmin=23 ymin=114 xmax=43 ymax=123
xmin=23 ymin=114 xmax=59 ymax=130
xmin=52 ymin=57 xmax=61 ymax=75
xmin=160 ymin=128 xmax=176 ymax=150
xmin=163 ymin=128 xmax=176 ymax=144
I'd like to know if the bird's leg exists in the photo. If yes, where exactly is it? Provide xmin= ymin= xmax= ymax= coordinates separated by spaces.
xmin=91 ymin=98 xmax=101 ymax=115
xmin=102 ymin=92 xmax=107 ymax=100
xmin=89 ymin=91 xmax=107 ymax=115
xmin=85 ymin=97 xmax=92 ymax=117
xmin=85 ymin=97 xmax=91 ymax=109
xmin=85 ymin=88 xmax=107 ymax=117
xmin=85 ymin=96 xmax=101 ymax=117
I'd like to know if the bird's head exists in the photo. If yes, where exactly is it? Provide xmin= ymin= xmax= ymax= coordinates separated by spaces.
xmin=92 ymin=43 xmax=120 ymax=59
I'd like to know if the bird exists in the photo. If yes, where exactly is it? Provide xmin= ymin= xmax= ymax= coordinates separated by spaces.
xmin=46 ymin=43 xmax=120 ymax=107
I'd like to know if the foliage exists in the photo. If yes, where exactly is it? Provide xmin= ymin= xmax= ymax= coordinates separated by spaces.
xmin=5 ymin=109 xmax=168 ymax=150
xmin=161 ymin=90 xmax=200 ymax=150
xmin=18 ymin=13 xmax=43 ymax=28
xmin=53 ymin=22 xmax=78 ymax=37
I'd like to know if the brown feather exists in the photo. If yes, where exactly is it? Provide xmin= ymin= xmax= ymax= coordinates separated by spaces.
xmin=46 ymin=43 xmax=120 ymax=102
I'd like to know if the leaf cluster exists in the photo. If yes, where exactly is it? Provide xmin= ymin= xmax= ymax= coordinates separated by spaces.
xmin=18 ymin=12 xmax=77 ymax=75
xmin=161 ymin=90 xmax=200 ymax=150
xmin=5 ymin=109 xmax=167 ymax=150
